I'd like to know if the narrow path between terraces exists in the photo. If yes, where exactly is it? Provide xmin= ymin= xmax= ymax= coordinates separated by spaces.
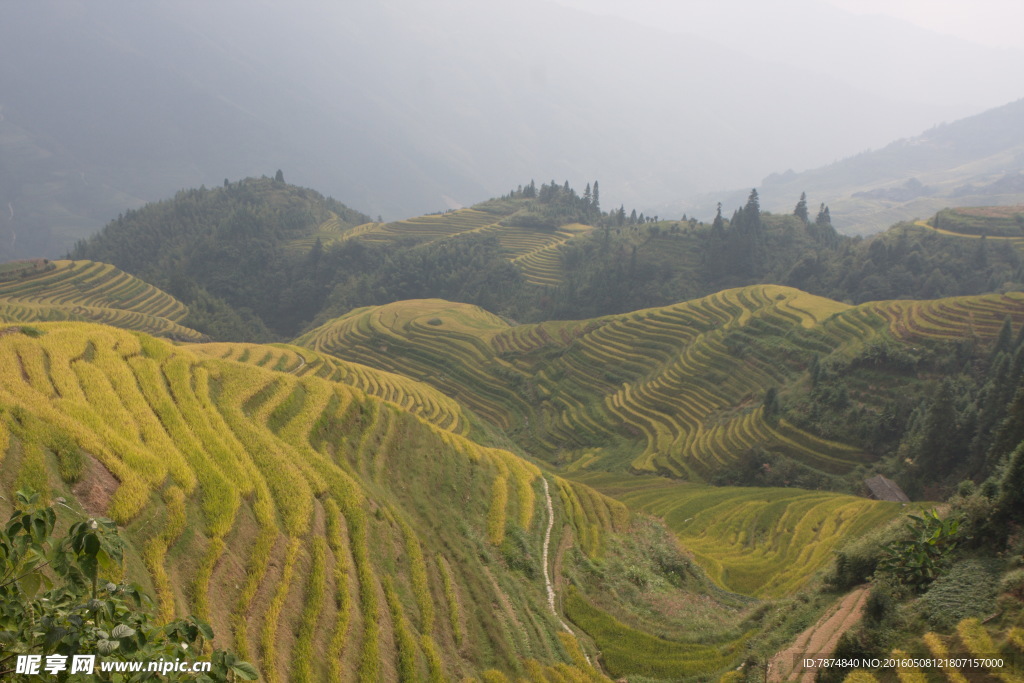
xmin=541 ymin=477 xmax=574 ymax=633
xmin=541 ymin=477 xmax=596 ymax=668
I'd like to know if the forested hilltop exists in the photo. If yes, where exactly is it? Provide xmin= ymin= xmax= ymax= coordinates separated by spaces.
xmin=71 ymin=178 xmax=1024 ymax=341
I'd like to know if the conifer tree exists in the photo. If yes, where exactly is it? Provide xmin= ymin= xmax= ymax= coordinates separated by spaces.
xmin=794 ymin=192 xmax=809 ymax=223
xmin=816 ymin=203 xmax=831 ymax=227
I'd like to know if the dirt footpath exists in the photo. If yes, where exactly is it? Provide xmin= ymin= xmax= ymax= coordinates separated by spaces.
xmin=768 ymin=586 xmax=870 ymax=682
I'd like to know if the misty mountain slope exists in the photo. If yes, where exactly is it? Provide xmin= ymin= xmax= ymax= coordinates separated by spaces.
xmin=1 ymin=0 xmax=1000 ymax=258
xmin=694 ymin=98 xmax=1024 ymax=235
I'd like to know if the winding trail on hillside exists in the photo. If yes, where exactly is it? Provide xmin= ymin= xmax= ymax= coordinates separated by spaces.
xmin=541 ymin=477 xmax=595 ymax=667
xmin=541 ymin=477 xmax=573 ymax=632
xmin=767 ymin=586 xmax=870 ymax=682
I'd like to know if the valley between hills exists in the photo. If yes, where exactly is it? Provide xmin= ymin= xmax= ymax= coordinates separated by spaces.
xmin=2 ymin=179 xmax=1024 ymax=682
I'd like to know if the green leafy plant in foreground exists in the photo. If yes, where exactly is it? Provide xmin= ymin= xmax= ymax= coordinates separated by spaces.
xmin=0 ymin=490 xmax=257 ymax=681
xmin=877 ymin=508 xmax=960 ymax=591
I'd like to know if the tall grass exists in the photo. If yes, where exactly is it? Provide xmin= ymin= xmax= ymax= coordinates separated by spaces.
xmin=384 ymin=575 xmax=421 ymax=682
xmin=325 ymin=498 xmax=354 ymax=681
xmin=259 ymin=536 xmax=301 ymax=683
xmin=291 ymin=537 xmax=327 ymax=683
xmin=437 ymin=554 xmax=463 ymax=646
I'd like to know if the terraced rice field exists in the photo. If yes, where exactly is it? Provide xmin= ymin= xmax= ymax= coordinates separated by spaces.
xmin=302 ymin=285 xmax=1024 ymax=480
xmin=871 ymin=291 xmax=1024 ymax=343
xmin=572 ymin=472 xmax=906 ymax=598
xmin=299 ymin=286 xmax=875 ymax=478
xmin=330 ymin=208 xmax=592 ymax=286
xmin=297 ymin=299 xmax=531 ymax=430
xmin=498 ymin=223 xmax=591 ymax=286
xmin=354 ymin=208 xmax=506 ymax=245
xmin=0 ymin=321 xmax=624 ymax=681
xmin=283 ymin=212 xmax=380 ymax=251
xmin=0 ymin=260 xmax=202 ymax=340
xmin=189 ymin=342 xmax=474 ymax=435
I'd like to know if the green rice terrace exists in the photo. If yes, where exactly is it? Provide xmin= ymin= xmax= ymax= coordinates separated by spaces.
xmin=296 ymin=286 xmax=1024 ymax=482
xmin=0 ymin=259 xmax=204 ymax=341
xmin=189 ymin=342 xmax=476 ymax=437
xmin=315 ymin=207 xmax=594 ymax=287
xmin=569 ymin=472 xmax=907 ymax=599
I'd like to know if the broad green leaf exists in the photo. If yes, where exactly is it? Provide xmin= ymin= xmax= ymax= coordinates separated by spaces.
xmin=230 ymin=661 xmax=260 ymax=680
xmin=18 ymin=571 xmax=41 ymax=598
xmin=112 ymin=624 xmax=136 ymax=639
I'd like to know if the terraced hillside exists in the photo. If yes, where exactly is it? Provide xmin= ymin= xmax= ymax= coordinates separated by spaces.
xmin=0 ymin=259 xmax=204 ymax=341
xmin=190 ymin=342 xmax=475 ymax=436
xmin=0 ymin=321 xmax=766 ymax=681
xmin=571 ymin=473 xmax=906 ymax=598
xmin=299 ymin=286 xmax=1024 ymax=480
xmin=932 ymin=205 xmax=1024 ymax=238
xmin=297 ymin=287 xmax=873 ymax=477
xmin=874 ymin=290 xmax=1024 ymax=343
xmin=353 ymin=208 xmax=506 ymax=244
xmin=340 ymin=208 xmax=593 ymax=286
xmin=283 ymin=212 xmax=381 ymax=252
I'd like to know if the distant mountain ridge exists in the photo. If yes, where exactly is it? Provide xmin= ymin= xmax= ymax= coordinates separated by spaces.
xmin=688 ymin=97 xmax=1024 ymax=234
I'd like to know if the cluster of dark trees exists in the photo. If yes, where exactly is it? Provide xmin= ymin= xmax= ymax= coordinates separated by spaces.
xmin=71 ymin=177 xmax=371 ymax=339
xmin=479 ymin=179 xmax=604 ymax=228
xmin=781 ymin=315 xmax=1024 ymax=499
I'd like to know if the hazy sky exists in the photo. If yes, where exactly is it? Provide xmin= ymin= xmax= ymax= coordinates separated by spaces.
xmin=825 ymin=0 xmax=1024 ymax=48
xmin=554 ymin=0 xmax=1024 ymax=50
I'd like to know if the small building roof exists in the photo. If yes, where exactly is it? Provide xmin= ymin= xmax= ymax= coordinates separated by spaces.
xmin=865 ymin=474 xmax=910 ymax=503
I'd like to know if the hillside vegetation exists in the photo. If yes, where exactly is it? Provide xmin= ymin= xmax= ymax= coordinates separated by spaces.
xmin=572 ymin=473 xmax=907 ymax=598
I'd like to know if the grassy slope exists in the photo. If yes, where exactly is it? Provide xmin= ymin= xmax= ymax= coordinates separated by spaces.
xmin=0 ymin=321 xmax=764 ymax=681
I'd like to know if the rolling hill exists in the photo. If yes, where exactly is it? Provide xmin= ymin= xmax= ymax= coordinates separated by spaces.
xmin=8 ymin=181 xmax=1024 ymax=680
xmin=0 ymin=312 xmax=937 ymax=681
